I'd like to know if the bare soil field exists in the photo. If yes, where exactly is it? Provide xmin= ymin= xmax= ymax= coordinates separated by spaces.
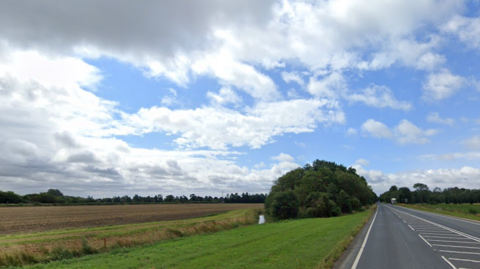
xmin=0 ymin=203 xmax=263 ymax=235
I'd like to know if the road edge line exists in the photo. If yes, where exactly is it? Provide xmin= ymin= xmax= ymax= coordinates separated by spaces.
xmin=441 ymin=256 xmax=457 ymax=269
xmin=351 ymin=206 xmax=379 ymax=269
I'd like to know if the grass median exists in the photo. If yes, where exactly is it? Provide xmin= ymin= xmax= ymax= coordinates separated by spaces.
xmin=20 ymin=208 xmax=374 ymax=269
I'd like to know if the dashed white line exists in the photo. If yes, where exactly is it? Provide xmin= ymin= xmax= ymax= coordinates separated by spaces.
xmin=408 ymin=225 xmax=415 ymax=231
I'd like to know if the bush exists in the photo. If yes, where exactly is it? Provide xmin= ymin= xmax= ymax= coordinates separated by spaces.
xmin=467 ymin=208 xmax=478 ymax=215
xmin=265 ymin=190 xmax=299 ymax=220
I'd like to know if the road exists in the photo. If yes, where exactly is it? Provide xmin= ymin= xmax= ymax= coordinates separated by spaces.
xmin=336 ymin=203 xmax=480 ymax=269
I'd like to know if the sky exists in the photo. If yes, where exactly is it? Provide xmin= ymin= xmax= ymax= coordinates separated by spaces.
xmin=1 ymin=0 xmax=480 ymax=198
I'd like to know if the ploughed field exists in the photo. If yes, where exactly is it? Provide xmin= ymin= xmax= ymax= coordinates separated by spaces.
xmin=0 ymin=203 xmax=264 ymax=235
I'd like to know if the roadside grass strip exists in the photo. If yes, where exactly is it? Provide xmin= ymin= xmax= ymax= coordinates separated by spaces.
xmin=15 ymin=210 xmax=373 ymax=269
xmin=389 ymin=207 xmax=480 ymax=269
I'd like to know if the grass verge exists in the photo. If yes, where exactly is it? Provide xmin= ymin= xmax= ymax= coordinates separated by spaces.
xmin=397 ymin=203 xmax=480 ymax=222
xmin=0 ymin=209 xmax=260 ymax=267
xmin=17 ymin=208 xmax=374 ymax=269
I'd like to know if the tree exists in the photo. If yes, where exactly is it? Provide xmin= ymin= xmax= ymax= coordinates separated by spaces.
xmin=265 ymin=190 xmax=299 ymax=220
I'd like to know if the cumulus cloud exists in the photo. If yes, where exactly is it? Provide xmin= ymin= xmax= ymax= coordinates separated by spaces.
xmin=361 ymin=119 xmax=393 ymax=139
xmin=282 ymin=71 xmax=305 ymax=86
xmin=307 ymin=72 xmax=347 ymax=99
xmin=346 ymin=128 xmax=358 ymax=137
xmin=423 ymin=69 xmax=464 ymax=100
xmin=354 ymin=164 xmax=480 ymax=194
xmin=124 ymin=98 xmax=345 ymax=150
xmin=442 ymin=15 xmax=480 ymax=49
xmin=426 ymin=112 xmax=454 ymax=125
xmin=0 ymin=0 xmax=462 ymax=91
xmin=349 ymin=85 xmax=412 ymax=110
xmin=361 ymin=119 xmax=438 ymax=145
xmin=272 ymin=153 xmax=295 ymax=163
xmin=207 ymin=87 xmax=242 ymax=106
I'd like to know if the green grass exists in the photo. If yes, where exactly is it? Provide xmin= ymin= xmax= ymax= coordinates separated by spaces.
xmin=398 ymin=203 xmax=480 ymax=221
xmin=19 ymin=210 xmax=372 ymax=269
xmin=0 ymin=209 xmax=261 ymax=267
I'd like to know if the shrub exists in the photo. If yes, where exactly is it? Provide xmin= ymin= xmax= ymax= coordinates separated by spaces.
xmin=467 ymin=208 xmax=478 ymax=215
xmin=265 ymin=190 xmax=299 ymax=220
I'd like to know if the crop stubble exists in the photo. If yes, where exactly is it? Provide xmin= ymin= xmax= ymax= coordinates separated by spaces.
xmin=0 ymin=203 xmax=263 ymax=235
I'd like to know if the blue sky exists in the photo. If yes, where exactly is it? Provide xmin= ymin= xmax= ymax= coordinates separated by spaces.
xmin=1 ymin=0 xmax=480 ymax=198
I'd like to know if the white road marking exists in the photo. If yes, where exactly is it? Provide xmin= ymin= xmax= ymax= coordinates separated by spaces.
xmin=408 ymin=225 xmax=415 ymax=231
xmin=427 ymin=239 xmax=480 ymax=244
xmin=440 ymin=250 xmax=480 ymax=255
xmin=433 ymin=244 xmax=480 ymax=250
xmin=422 ymin=235 xmax=467 ymax=239
xmin=449 ymin=258 xmax=480 ymax=263
xmin=442 ymin=256 xmax=458 ymax=269
xmin=389 ymin=208 xmax=480 ymax=243
xmin=419 ymin=234 xmax=432 ymax=247
xmin=351 ymin=207 xmax=378 ymax=269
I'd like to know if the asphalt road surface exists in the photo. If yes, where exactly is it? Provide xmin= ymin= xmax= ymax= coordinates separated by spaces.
xmin=337 ymin=203 xmax=480 ymax=269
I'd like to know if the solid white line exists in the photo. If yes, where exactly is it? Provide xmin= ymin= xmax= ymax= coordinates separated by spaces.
xmin=443 ymin=256 xmax=458 ymax=269
xmin=351 ymin=207 xmax=379 ymax=269
xmin=427 ymin=239 xmax=480 ymax=244
xmin=419 ymin=232 xmax=458 ymax=235
xmin=422 ymin=235 xmax=466 ymax=239
xmin=433 ymin=244 xmax=480 ymax=250
xmin=440 ymin=250 xmax=480 ymax=255
xmin=449 ymin=258 xmax=480 ymax=263
xmin=419 ymin=234 xmax=432 ymax=247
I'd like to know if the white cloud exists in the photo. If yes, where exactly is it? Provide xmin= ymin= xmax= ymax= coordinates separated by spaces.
xmin=207 ymin=87 xmax=242 ymax=106
xmin=442 ymin=15 xmax=480 ymax=49
xmin=294 ymin=141 xmax=306 ymax=148
xmin=281 ymin=71 xmax=304 ymax=86
xmin=462 ymin=135 xmax=480 ymax=150
xmin=307 ymin=72 xmax=347 ymax=99
xmin=355 ymin=159 xmax=370 ymax=166
xmin=394 ymin=119 xmax=438 ymax=145
xmin=122 ymin=98 xmax=344 ymax=150
xmin=349 ymin=85 xmax=412 ymax=110
xmin=192 ymin=53 xmax=280 ymax=101
xmin=361 ymin=119 xmax=438 ymax=145
xmin=272 ymin=153 xmax=295 ymax=162
xmin=361 ymin=119 xmax=393 ymax=139
xmin=418 ymin=151 xmax=480 ymax=161
xmin=423 ymin=69 xmax=464 ymax=100
xmin=426 ymin=112 xmax=454 ymax=125
xmin=346 ymin=128 xmax=358 ymax=137
xmin=354 ymin=164 xmax=480 ymax=195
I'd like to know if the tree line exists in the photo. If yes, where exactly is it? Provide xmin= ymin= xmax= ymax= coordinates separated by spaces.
xmin=379 ymin=183 xmax=480 ymax=204
xmin=265 ymin=159 xmax=377 ymax=221
xmin=0 ymin=189 xmax=266 ymax=205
